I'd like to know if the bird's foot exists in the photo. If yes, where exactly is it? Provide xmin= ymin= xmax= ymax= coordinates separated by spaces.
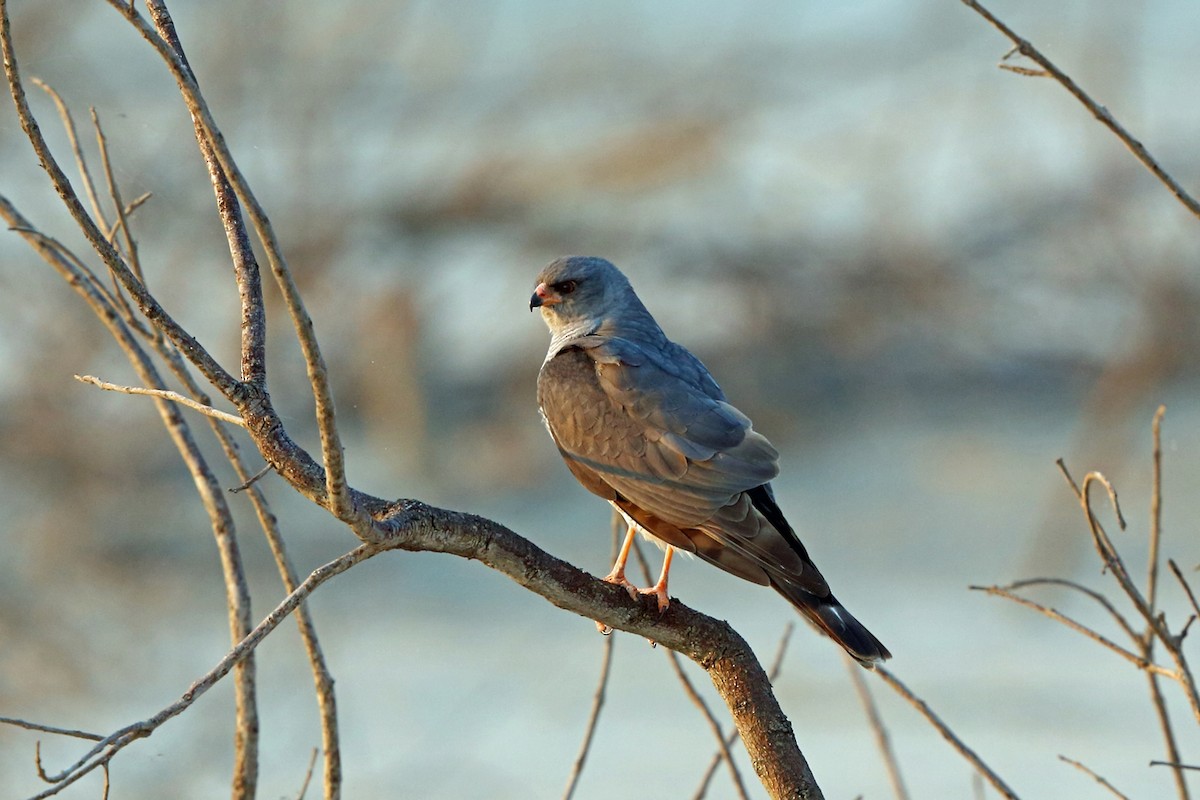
xmin=601 ymin=569 xmax=640 ymax=602
xmin=637 ymin=583 xmax=671 ymax=614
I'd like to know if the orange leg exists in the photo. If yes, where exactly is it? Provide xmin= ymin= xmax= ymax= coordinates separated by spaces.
xmin=601 ymin=523 xmax=640 ymax=600
xmin=637 ymin=546 xmax=673 ymax=613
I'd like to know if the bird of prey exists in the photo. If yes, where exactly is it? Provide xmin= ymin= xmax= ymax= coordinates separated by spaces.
xmin=531 ymin=256 xmax=890 ymax=666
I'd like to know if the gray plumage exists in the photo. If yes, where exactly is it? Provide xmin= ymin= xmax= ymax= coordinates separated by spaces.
xmin=532 ymin=256 xmax=890 ymax=666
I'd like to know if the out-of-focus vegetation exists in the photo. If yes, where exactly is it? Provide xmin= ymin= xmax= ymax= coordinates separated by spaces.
xmin=2 ymin=1 xmax=1198 ymax=797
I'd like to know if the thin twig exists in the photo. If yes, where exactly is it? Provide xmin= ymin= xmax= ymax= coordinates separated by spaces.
xmin=129 ymin=0 xmax=368 ymax=537
xmin=295 ymin=747 xmax=319 ymax=800
xmin=25 ymin=545 xmax=375 ymax=797
xmin=562 ymin=513 xmax=624 ymax=799
xmin=92 ymin=108 xmax=145 ymax=283
xmin=960 ymin=0 xmax=1200 ymax=220
xmin=28 ymin=78 xmax=109 ymax=231
xmin=1058 ymin=755 xmax=1131 ymax=800
xmin=0 ymin=718 xmax=102 ymax=741
xmin=74 ymin=374 xmax=246 ymax=427
xmin=971 ymin=584 xmax=1178 ymax=680
xmin=630 ymin=542 xmax=750 ymax=800
xmin=1169 ymin=560 xmax=1200 ymax=623
xmin=996 ymin=577 xmax=1140 ymax=643
xmin=561 ymin=629 xmax=615 ymax=800
xmin=875 ymin=667 xmax=1020 ymax=800
xmin=1148 ymin=405 xmax=1166 ymax=612
xmin=846 ymin=655 xmax=910 ymax=800
xmin=229 ymin=464 xmax=272 ymax=493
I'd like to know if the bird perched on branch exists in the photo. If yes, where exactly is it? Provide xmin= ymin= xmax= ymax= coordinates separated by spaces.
xmin=531 ymin=256 xmax=890 ymax=666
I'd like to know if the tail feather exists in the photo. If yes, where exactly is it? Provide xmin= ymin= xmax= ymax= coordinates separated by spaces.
xmin=771 ymin=579 xmax=891 ymax=667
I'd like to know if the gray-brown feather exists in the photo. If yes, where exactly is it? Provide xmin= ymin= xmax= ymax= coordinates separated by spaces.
xmin=538 ymin=342 xmax=829 ymax=597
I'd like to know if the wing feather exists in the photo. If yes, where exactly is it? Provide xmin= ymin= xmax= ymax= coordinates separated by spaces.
xmin=537 ymin=340 xmax=777 ymax=528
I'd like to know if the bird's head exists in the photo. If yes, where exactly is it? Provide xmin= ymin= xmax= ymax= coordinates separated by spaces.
xmin=530 ymin=256 xmax=640 ymax=339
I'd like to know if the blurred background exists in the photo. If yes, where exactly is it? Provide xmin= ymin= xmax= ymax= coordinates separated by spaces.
xmin=2 ymin=0 xmax=1200 ymax=797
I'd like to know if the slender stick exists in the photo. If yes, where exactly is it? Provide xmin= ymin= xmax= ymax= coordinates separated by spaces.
xmin=1058 ymin=755 xmax=1131 ymax=800
xmin=0 ymin=1 xmax=241 ymax=398
xmin=13 ymin=546 xmax=375 ymax=798
xmin=128 ymin=0 xmax=368 ymax=536
xmin=875 ymin=667 xmax=1020 ymax=800
xmin=960 ymin=0 xmax=1200 ymax=220
xmin=846 ymin=656 xmax=910 ymax=800
xmin=560 ymin=631 xmax=615 ymax=800
xmin=74 ymin=374 xmax=246 ymax=426
xmin=631 ymin=542 xmax=750 ymax=800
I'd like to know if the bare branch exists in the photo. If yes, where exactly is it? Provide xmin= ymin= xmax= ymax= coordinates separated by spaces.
xmin=846 ymin=655 xmax=910 ymax=800
xmin=874 ymin=667 xmax=1020 ymax=800
xmin=693 ymin=623 xmax=794 ymax=799
xmin=960 ymin=0 xmax=1200 ymax=220
xmin=560 ymin=630 xmax=614 ymax=800
xmin=74 ymin=374 xmax=246 ymax=427
xmin=0 ymin=2 xmax=241 ymax=398
xmin=1057 ymin=755 xmax=1131 ymax=800
xmin=0 ymin=718 xmax=102 ymax=742
xmin=27 ymin=545 xmax=374 ymax=796
xmin=630 ymin=541 xmax=749 ymax=800
xmin=1148 ymin=405 xmax=1167 ymax=613
xmin=971 ymin=584 xmax=1178 ymax=679
xmin=127 ymin=0 xmax=368 ymax=537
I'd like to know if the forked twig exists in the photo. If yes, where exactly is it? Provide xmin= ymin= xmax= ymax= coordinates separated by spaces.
xmin=969 ymin=585 xmax=1177 ymax=679
xmin=10 ymin=545 xmax=376 ymax=798
xmin=960 ymin=0 xmax=1200 ymax=220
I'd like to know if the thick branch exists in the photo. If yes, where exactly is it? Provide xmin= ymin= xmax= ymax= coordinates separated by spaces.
xmin=373 ymin=501 xmax=824 ymax=800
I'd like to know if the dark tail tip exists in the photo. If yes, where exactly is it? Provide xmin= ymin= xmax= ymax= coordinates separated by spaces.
xmin=771 ymin=579 xmax=891 ymax=666
xmin=811 ymin=600 xmax=891 ymax=668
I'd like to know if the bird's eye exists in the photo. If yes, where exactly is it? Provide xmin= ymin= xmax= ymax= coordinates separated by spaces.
xmin=556 ymin=280 xmax=578 ymax=295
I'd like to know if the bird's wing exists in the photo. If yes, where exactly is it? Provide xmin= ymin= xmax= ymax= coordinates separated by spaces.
xmin=537 ymin=336 xmax=779 ymax=529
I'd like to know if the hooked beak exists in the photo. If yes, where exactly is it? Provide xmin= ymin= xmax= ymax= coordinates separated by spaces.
xmin=529 ymin=282 xmax=559 ymax=311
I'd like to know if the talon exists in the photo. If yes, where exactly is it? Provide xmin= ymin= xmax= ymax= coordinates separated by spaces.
xmin=603 ymin=570 xmax=640 ymax=601
xmin=638 ymin=584 xmax=671 ymax=614
xmin=638 ymin=546 xmax=674 ymax=613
